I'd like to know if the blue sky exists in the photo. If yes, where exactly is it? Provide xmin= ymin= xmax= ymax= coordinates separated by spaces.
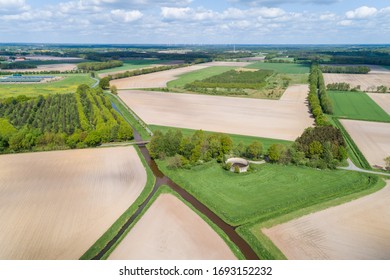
xmin=0 ymin=0 xmax=389 ymax=44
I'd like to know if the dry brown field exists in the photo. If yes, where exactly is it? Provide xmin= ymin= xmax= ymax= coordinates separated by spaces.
xmin=110 ymin=65 xmax=209 ymax=89
xmin=324 ymin=72 xmax=390 ymax=92
xmin=368 ymin=93 xmax=390 ymax=115
xmin=108 ymin=193 xmax=237 ymax=260
xmin=263 ymin=180 xmax=390 ymax=260
xmin=340 ymin=119 xmax=390 ymax=168
xmin=0 ymin=147 xmax=147 ymax=259
xmin=110 ymin=62 xmax=251 ymax=89
xmin=118 ymin=85 xmax=313 ymax=141
xmin=7 ymin=64 xmax=77 ymax=73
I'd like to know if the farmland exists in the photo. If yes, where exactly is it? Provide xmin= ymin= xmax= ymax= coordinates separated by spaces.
xmin=156 ymin=161 xmax=378 ymax=227
xmin=340 ymin=119 xmax=390 ymax=168
xmin=368 ymin=93 xmax=390 ymax=115
xmin=246 ymin=62 xmax=310 ymax=74
xmin=108 ymin=193 xmax=237 ymax=260
xmin=263 ymin=180 xmax=390 ymax=259
xmin=118 ymin=85 xmax=313 ymax=141
xmin=328 ymin=91 xmax=390 ymax=122
xmin=0 ymin=74 xmax=95 ymax=97
xmin=324 ymin=73 xmax=390 ymax=92
xmin=0 ymin=147 xmax=147 ymax=259
xmin=97 ymin=59 xmax=174 ymax=77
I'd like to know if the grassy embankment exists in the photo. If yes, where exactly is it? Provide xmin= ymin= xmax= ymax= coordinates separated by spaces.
xmin=245 ymin=62 xmax=310 ymax=74
xmin=328 ymin=91 xmax=390 ymax=122
xmin=156 ymin=158 xmax=383 ymax=259
xmin=100 ymin=185 xmax=245 ymax=260
xmin=0 ymin=74 xmax=95 ymax=98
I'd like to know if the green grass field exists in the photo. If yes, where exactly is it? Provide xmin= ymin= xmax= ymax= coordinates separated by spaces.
xmin=246 ymin=62 xmax=310 ymax=74
xmin=97 ymin=60 xmax=170 ymax=74
xmin=0 ymin=74 xmax=95 ymax=98
xmin=157 ymin=160 xmax=378 ymax=227
xmin=149 ymin=125 xmax=292 ymax=151
xmin=328 ymin=91 xmax=390 ymax=122
xmin=167 ymin=66 xmax=236 ymax=88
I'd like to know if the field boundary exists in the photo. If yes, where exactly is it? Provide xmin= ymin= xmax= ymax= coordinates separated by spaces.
xmin=332 ymin=117 xmax=372 ymax=169
xmin=237 ymin=175 xmax=385 ymax=259
xmin=79 ymin=146 xmax=155 ymax=260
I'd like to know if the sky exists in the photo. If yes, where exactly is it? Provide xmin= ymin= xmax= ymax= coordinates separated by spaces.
xmin=0 ymin=0 xmax=389 ymax=44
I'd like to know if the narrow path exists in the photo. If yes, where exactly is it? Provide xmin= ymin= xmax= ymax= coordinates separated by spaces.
xmin=339 ymin=159 xmax=390 ymax=177
xmin=91 ymin=77 xmax=99 ymax=88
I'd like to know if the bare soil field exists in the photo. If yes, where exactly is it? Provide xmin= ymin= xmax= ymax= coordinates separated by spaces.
xmin=0 ymin=147 xmax=147 ymax=260
xmin=110 ymin=62 xmax=251 ymax=89
xmin=8 ymin=64 xmax=77 ymax=73
xmin=324 ymin=73 xmax=390 ymax=92
xmin=111 ymin=65 xmax=209 ymax=89
xmin=368 ymin=93 xmax=390 ymax=115
xmin=340 ymin=119 xmax=390 ymax=168
xmin=119 ymin=85 xmax=313 ymax=141
xmin=108 ymin=193 xmax=237 ymax=260
xmin=263 ymin=180 xmax=390 ymax=260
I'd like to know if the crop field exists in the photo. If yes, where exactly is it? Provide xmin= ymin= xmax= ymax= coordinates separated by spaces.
xmin=328 ymin=91 xmax=390 ymax=122
xmin=368 ymin=93 xmax=390 ymax=115
xmin=149 ymin=125 xmax=292 ymax=151
xmin=340 ymin=119 xmax=390 ymax=168
xmin=245 ymin=62 xmax=310 ymax=74
xmin=110 ymin=65 xmax=209 ymax=89
xmin=0 ymin=147 xmax=147 ymax=259
xmin=263 ymin=180 xmax=390 ymax=259
xmin=5 ymin=63 xmax=77 ymax=72
xmin=167 ymin=66 xmax=236 ymax=88
xmin=157 ymin=161 xmax=377 ymax=227
xmin=324 ymin=73 xmax=390 ymax=92
xmin=0 ymin=74 xmax=95 ymax=97
xmin=118 ymin=85 xmax=313 ymax=141
xmin=108 ymin=193 xmax=237 ymax=260
xmin=97 ymin=59 xmax=174 ymax=77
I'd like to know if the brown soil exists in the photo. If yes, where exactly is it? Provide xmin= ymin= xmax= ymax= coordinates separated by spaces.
xmin=368 ymin=93 xmax=390 ymax=115
xmin=340 ymin=119 xmax=390 ymax=168
xmin=263 ymin=180 xmax=390 ymax=260
xmin=0 ymin=147 xmax=147 ymax=259
xmin=118 ymin=85 xmax=313 ymax=141
xmin=108 ymin=193 xmax=237 ymax=260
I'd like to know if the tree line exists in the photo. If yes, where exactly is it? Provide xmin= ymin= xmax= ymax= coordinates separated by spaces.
xmin=320 ymin=65 xmax=370 ymax=74
xmin=0 ymin=85 xmax=133 ymax=153
xmin=77 ymin=60 xmax=123 ymax=71
xmin=148 ymin=126 xmax=347 ymax=170
xmin=308 ymin=64 xmax=333 ymax=126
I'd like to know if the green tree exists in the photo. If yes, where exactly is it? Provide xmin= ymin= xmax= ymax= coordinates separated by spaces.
xmin=309 ymin=141 xmax=323 ymax=157
xmin=246 ymin=141 xmax=263 ymax=160
xmin=268 ymin=144 xmax=285 ymax=163
xmin=83 ymin=131 xmax=102 ymax=147
xmin=99 ymin=77 xmax=110 ymax=90
xmin=110 ymin=85 xmax=118 ymax=95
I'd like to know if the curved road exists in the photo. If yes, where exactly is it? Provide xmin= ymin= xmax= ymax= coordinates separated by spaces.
xmin=339 ymin=159 xmax=390 ymax=177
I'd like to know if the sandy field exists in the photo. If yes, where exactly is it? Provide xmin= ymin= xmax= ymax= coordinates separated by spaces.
xmin=263 ymin=180 xmax=390 ymax=260
xmin=324 ymin=73 xmax=390 ymax=92
xmin=119 ymin=85 xmax=313 ymax=141
xmin=111 ymin=65 xmax=209 ymax=89
xmin=108 ymin=193 xmax=237 ymax=260
xmin=340 ymin=119 xmax=390 ymax=168
xmin=0 ymin=147 xmax=147 ymax=260
xmin=110 ymin=61 xmax=251 ymax=89
xmin=368 ymin=93 xmax=390 ymax=115
xmin=7 ymin=64 xmax=77 ymax=73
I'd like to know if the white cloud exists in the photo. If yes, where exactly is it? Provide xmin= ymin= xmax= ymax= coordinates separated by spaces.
xmin=346 ymin=6 xmax=377 ymax=19
xmin=0 ymin=0 xmax=29 ymax=13
xmin=161 ymin=7 xmax=191 ymax=20
xmin=320 ymin=13 xmax=337 ymax=21
xmin=338 ymin=19 xmax=353 ymax=26
xmin=110 ymin=9 xmax=143 ymax=22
